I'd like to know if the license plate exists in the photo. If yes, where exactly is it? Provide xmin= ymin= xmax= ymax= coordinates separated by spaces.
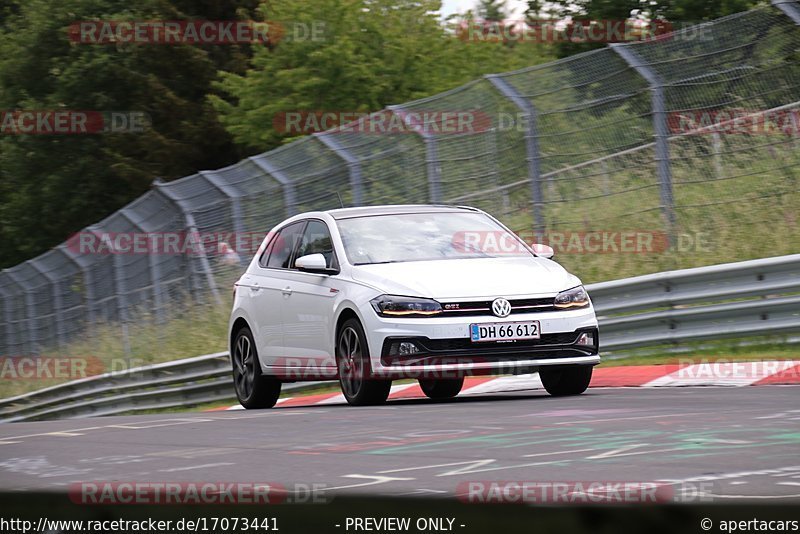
xmin=470 ymin=320 xmax=541 ymax=342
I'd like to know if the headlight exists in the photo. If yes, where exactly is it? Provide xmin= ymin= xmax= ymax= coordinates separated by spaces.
xmin=371 ymin=295 xmax=443 ymax=317
xmin=554 ymin=286 xmax=590 ymax=309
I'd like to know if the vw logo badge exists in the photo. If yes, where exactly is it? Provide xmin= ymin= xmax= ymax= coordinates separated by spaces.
xmin=491 ymin=298 xmax=511 ymax=318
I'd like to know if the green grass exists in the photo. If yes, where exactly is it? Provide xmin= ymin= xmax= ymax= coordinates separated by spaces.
xmin=598 ymin=342 xmax=798 ymax=367
xmin=489 ymin=132 xmax=800 ymax=284
xmin=0 ymin=302 xmax=231 ymax=399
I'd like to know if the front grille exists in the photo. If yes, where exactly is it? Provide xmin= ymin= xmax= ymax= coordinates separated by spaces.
xmin=420 ymin=332 xmax=579 ymax=351
xmin=440 ymin=297 xmax=556 ymax=317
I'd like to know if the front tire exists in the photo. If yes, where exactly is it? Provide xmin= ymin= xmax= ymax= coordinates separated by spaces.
xmin=336 ymin=319 xmax=391 ymax=406
xmin=232 ymin=327 xmax=281 ymax=408
xmin=539 ymin=365 xmax=593 ymax=396
xmin=419 ymin=377 xmax=464 ymax=399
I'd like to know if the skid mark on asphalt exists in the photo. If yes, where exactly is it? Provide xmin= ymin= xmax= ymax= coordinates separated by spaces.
xmin=158 ymin=462 xmax=235 ymax=472
xmin=0 ymin=411 xmax=315 ymax=445
xmin=0 ymin=456 xmax=93 ymax=478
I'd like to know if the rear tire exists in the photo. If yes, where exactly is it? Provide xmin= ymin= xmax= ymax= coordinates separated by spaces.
xmin=336 ymin=319 xmax=392 ymax=406
xmin=539 ymin=365 xmax=593 ymax=396
xmin=232 ymin=327 xmax=281 ymax=408
xmin=419 ymin=377 xmax=464 ymax=399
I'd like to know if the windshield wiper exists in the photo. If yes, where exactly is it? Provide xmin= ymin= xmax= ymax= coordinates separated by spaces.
xmin=353 ymin=260 xmax=402 ymax=266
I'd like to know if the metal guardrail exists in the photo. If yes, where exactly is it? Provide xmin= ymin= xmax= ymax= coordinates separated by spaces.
xmin=1 ymin=254 xmax=798 ymax=423
xmin=590 ymin=254 xmax=800 ymax=350
xmin=0 ymin=352 xmax=323 ymax=423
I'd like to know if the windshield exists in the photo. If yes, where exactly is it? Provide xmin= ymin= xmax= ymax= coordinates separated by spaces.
xmin=336 ymin=211 xmax=532 ymax=265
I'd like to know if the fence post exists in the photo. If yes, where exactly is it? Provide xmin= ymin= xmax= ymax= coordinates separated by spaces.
xmin=199 ymin=171 xmax=246 ymax=266
xmin=0 ymin=275 xmax=13 ymax=355
xmin=201 ymin=170 xmax=244 ymax=234
xmin=249 ymin=156 xmax=298 ymax=217
xmin=59 ymin=245 xmax=96 ymax=331
xmin=29 ymin=260 xmax=66 ymax=350
xmin=485 ymin=74 xmax=545 ymax=236
xmin=110 ymin=251 xmax=132 ymax=359
xmin=772 ymin=0 xmax=800 ymax=24
xmin=387 ymin=104 xmax=442 ymax=203
xmin=5 ymin=268 xmax=38 ymax=355
xmin=90 ymin=223 xmax=133 ymax=357
xmin=153 ymin=181 xmax=223 ymax=307
xmin=611 ymin=43 xmax=677 ymax=246
xmin=119 ymin=208 xmax=165 ymax=323
xmin=315 ymin=133 xmax=364 ymax=206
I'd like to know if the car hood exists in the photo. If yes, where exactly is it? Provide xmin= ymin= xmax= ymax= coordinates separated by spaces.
xmin=350 ymin=256 xmax=581 ymax=299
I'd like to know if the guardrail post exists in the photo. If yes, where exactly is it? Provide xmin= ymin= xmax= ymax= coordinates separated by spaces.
xmin=152 ymin=181 xmax=222 ymax=307
xmin=772 ymin=0 xmax=800 ymax=24
xmin=486 ymin=74 xmax=545 ymax=236
xmin=249 ymin=156 xmax=299 ymax=217
xmin=611 ymin=43 xmax=677 ymax=247
xmin=388 ymin=104 xmax=443 ymax=203
xmin=315 ymin=133 xmax=364 ymax=206
xmin=29 ymin=260 xmax=66 ymax=350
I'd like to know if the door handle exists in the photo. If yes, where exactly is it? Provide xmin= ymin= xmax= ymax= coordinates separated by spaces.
xmin=282 ymin=286 xmax=293 ymax=295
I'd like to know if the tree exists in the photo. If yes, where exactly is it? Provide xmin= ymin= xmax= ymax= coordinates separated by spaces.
xmin=476 ymin=0 xmax=509 ymax=21
xmin=525 ymin=0 xmax=761 ymax=57
xmin=0 ymin=0 xmax=259 ymax=267
xmin=211 ymin=0 xmax=554 ymax=151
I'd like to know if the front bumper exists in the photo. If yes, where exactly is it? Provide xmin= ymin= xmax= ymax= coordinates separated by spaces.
xmin=381 ymin=327 xmax=599 ymax=366
xmin=362 ymin=304 xmax=600 ymax=376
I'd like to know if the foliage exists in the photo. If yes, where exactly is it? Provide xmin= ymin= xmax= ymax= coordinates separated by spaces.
xmin=0 ymin=0 xmax=259 ymax=267
xmin=211 ymin=0 xmax=554 ymax=151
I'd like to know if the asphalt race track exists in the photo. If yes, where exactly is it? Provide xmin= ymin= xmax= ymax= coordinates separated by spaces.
xmin=1 ymin=386 xmax=799 ymax=503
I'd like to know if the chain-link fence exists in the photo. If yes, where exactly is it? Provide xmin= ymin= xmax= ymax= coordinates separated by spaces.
xmin=1 ymin=3 xmax=799 ymax=357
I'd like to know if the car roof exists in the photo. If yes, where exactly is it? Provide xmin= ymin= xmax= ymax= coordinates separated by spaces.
xmin=326 ymin=204 xmax=481 ymax=220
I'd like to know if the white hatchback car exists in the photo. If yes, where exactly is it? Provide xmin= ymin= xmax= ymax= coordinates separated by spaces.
xmin=229 ymin=205 xmax=599 ymax=407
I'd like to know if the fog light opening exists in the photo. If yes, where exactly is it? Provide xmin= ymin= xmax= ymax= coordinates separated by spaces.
xmin=399 ymin=342 xmax=420 ymax=355
xmin=576 ymin=332 xmax=594 ymax=346
xmin=389 ymin=341 xmax=421 ymax=357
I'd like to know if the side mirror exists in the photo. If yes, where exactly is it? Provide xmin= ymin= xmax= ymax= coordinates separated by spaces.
xmin=531 ymin=243 xmax=555 ymax=259
xmin=295 ymin=253 xmax=336 ymax=274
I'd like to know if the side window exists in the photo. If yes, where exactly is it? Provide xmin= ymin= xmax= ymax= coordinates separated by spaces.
xmin=257 ymin=232 xmax=277 ymax=268
xmin=266 ymin=222 xmax=305 ymax=269
xmin=296 ymin=220 xmax=338 ymax=270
